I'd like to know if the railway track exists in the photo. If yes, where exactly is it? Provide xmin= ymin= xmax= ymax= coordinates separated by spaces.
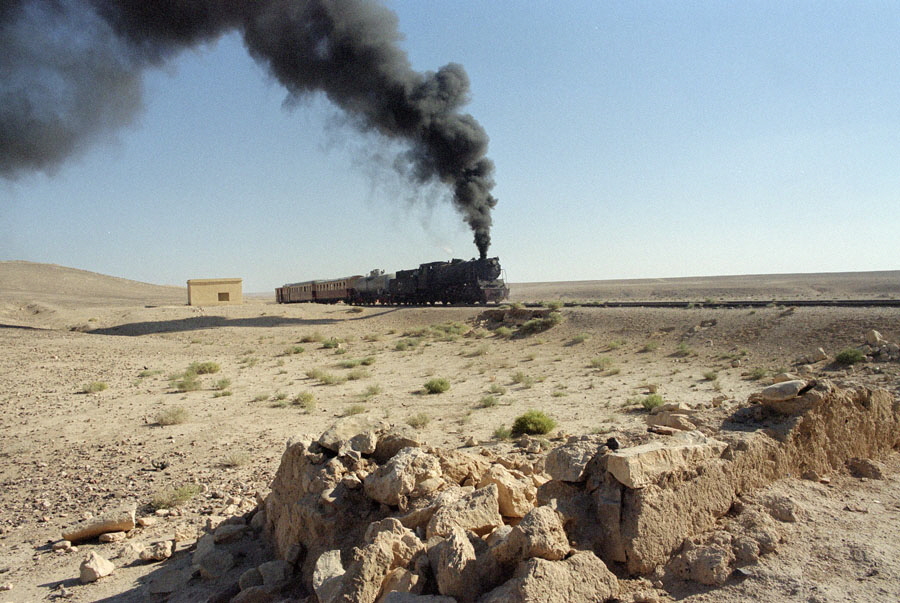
xmin=518 ymin=299 xmax=900 ymax=309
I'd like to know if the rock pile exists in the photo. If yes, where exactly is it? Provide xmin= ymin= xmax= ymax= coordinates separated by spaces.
xmin=263 ymin=421 xmax=619 ymax=601
xmin=254 ymin=380 xmax=899 ymax=601
xmin=860 ymin=329 xmax=900 ymax=362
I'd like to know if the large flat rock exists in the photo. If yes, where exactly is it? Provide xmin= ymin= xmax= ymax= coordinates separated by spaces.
xmin=607 ymin=432 xmax=727 ymax=489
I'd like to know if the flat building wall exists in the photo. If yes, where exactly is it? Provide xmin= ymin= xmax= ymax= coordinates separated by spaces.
xmin=187 ymin=278 xmax=243 ymax=306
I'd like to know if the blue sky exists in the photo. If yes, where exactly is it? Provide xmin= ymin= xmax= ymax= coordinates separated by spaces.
xmin=3 ymin=1 xmax=899 ymax=292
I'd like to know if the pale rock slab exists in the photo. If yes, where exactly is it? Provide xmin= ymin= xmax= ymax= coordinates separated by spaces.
xmin=427 ymin=484 xmax=503 ymax=539
xmin=607 ymin=432 xmax=727 ymax=489
xmin=64 ymin=504 xmax=136 ymax=543
xmin=479 ymin=551 xmax=618 ymax=603
xmin=477 ymin=465 xmax=535 ymax=518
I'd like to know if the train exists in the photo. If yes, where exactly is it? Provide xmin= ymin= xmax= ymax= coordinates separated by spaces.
xmin=276 ymin=257 xmax=509 ymax=305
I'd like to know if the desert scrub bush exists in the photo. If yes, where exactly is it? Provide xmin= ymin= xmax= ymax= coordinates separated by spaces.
xmin=510 ymin=371 xmax=535 ymax=388
xmin=748 ymin=367 xmax=769 ymax=380
xmin=213 ymin=390 xmax=232 ymax=398
xmin=188 ymin=361 xmax=220 ymax=375
xmin=138 ymin=369 xmax=163 ymax=378
xmin=511 ymin=410 xmax=557 ymax=436
xmin=239 ymin=356 xmax=259 ymax=368
xmin=273 ymin=391 xmax=288 ymax=401
xmin=340 ymin=356 xmax=376 ymax=369
xmin=343 ymin=404 xmax=367 ymax=417
xmin=252 ymin=393 xmax=270 ymax=402
xmin=424 ymin=378 xmax=450 ymax=394
xmin=589 ymin=356 xmax=613 ymax=370
xmin=519 ymin=312 xmax=563 ymax=335
xmin=607 ymin=339 xmax=626 ymax=350
xmin=478 ymin=395 xmax=499 ymax=409
xmin=493 ymin=426 xmax=512 ymax=440
xmin=321 ymin=338 xmax=343 ymax=349
xmin=674 ymin=343 xmax=695 ymax=357
xmin=360 ymin=384 xmax=382 ymax=399
xmin=630 ymin=393 xmax=664 ymax=411
xmin=552 ymin=390 xmax=568 ymax=397
xmin=570 ymin=333 xmax=590 ymax=344
xmin=488 ymin=384 xmax=507 ymax=395
xmin=221 ymin=452 xmax=250 ymax=468
xmin=702 ymin=371 xmax=719 ymax=381
xmin=307 ymin=369 xmax=346 ymax=385
xmin=214 ymin=378 xmax=231 ymax=390
xmin=395 ymin=338 xmax=421 ymax=351
xmin=175 ymin=374 xmax=201 ymax=392
xmin=406 ymin=413 xmax=430 ymax=429
xmin=81 ymin=381 xmax=108 ymax=394
xmin=640 ymin=341 xmax=659 ymax=353
xmin=835 ymin=348 xmax=865 ymax=365
xmin=347 ymin=368 xmax=369 ymax=381
xmin=300 ymin=331 xmax=325 ymax=343
xmin=292 ymin=391 xmax=316 ymax=412
xmin=468 ymin=344 xmax=491 ymax=357
xmin=156 ymin=405 xmax=189 ymax=426
xmin=282 ymin=345 xmax=305 ymax=356
xmin=150 ymin=483 xmax=202 ymax=510
xmin=493 ymin=326 xmax=513 ymax=338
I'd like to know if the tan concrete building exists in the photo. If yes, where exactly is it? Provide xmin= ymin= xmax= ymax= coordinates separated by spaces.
xmin=187 ymin=278 xmax=243 ymax=306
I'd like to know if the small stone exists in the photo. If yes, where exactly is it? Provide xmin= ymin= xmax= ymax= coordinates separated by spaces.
xmin=80 ymin=551 xmax=115 ymax=583
xmin=137 ymin=517 xmax=158 ymax=528
xmin=258 ymin=560 xmax=292 ymax=586
xmin=866 ymin=329 xmax=884 ymax=346
xmin=0 ymin=583 xmax=11 ymax=592
xmin=847 ymin=457 xmax=885 ymax=480
xmin=731 ymin=359 xmax=742 ymax=368
xmin=812 ymin=347 xmax=829 ymax=362
xmin=465 ymin=436 xmax=477 ymax=447
xmin=198 ymin=549 xmax=234 ymax=579
xmin=214 ymin=523 xmax=248 ymax=543
xmin=140 ymin=541 xmax=174 ymax=562
xmin=98 ymin=531 xmax=127 ymax=543
xmin=52 ymin=540 xmax=72 ymax=551
xmin=758 ymin=380 xmax=807 ymax=402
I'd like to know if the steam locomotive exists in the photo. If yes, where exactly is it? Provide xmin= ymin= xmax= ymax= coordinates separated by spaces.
xmin=276 ymin=257 xmax=509 ymax=305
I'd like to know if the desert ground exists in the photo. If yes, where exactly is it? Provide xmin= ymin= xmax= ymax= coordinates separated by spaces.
xmin=1 ymin=260 xmax=899 ymax=602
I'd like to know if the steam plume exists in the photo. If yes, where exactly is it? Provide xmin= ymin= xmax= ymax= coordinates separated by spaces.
xmin=1 ymin=0 xmax=496 ymax=257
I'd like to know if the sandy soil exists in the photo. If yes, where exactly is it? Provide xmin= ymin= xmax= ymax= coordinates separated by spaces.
xmin=1 ymin=260 xmax=899 ymax=602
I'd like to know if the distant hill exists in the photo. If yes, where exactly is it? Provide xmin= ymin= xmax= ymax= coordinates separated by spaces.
xmin=0 ymin=261 xmax=185 ymax=307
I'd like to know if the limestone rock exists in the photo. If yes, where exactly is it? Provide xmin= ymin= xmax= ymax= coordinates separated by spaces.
xmin=198 ymin=548 xmax=234 ymax=579
xmin=364 ymin=518 xmax=424 ymax=568
xmin=866 ymin=329 xmax=884 ymax=346
xmin=477 ymin=465 xmax=535 ymax=518
xmin=313 ymin=550 xmax=345 ymax=603
xmin=428 ymin=527 xmax=477 ymax=600
xmin=427 ymin=484 xmax=503 ymax=539
xmin=257 ymin=560 xmax=292 ymax=586
xmin=492 ymin=506 xmax=570 ymax=566
xmin=214 ymin=523 xmax=249 ymax=543
xmin=377 ymin=568 xmax=422 ymax=601
xmin=140 ymin=540 xmax=173 ymax=562
xmin=759 ymin=380 xmax=808 ymax=402
xmin=847 ymin=457 xmax=885 ymax=479
xmin=64 ymin=503 xmax=136 ymax=543
xmin=333 ymin=536 xmax=395 ymax=603
xmin=364 ymin=447 xmax=442 ymax=506
xmin=771 ymin=372 xmax=799 ymax=384
xmin=319 ymin=418 xmax=379 ymax=455
xmin=543 ymin=440 xmax=600 ymax=482
xmin=79 ymin=551 xmax=115 ymax=583
xmin=148 ymin=567 xmax=192 ymax=594
xmin=812 ymin=347 xmax=829 ymax=362
xmin=671 ymin=540 xmax=735 ymax=586
xmin=98 ymin=531 xmax=127 ymax=543
xmin=381 ymin=594 xmax=456 ymax=603
xmin=606 ymin=432 xmax=727 ymax=489
xmin=646 ymin=411 xmax=696 ymax=431
xmin=480 ymin=551 xmax=618 ymax=603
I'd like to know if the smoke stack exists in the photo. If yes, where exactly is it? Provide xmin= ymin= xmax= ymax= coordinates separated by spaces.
xmin=1 ymin=0 xmax=496 ymax=256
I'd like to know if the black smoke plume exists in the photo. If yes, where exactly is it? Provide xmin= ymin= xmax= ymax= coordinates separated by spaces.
xmin=1 ymin=0 xmax=496 ymax=257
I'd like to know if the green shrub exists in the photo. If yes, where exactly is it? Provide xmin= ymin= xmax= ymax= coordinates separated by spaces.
xmin=519 ymin=312 xmax=563 ymax=335
xmin=570 ymin=333 xmax=589 ymax=344
xmin=424 ymin=378 xmax=450 ymax=394
xmin=638 ymin=394 xmax=664 ymax=411
xmin=511 ymin=371 xmax=534 ymax=388
xmin=175 ymin=375 xmax=200 ymax=392
xmin=407 ymin=413 xmax=430 ymax=429
xmin=674 ymin=343 xmax=695 ymax=357
xmin=343 ymin=404 xmax=367 ymax=417
xmin=835 ymin=348 xmax=865 ymax=365
xmin=150 ymin=483 xmax=201 ymax=510
xmin=81 ymin=381 xmax=108 ymax=394
xmin=283 ymin=345 xmax=305 ymax=356
xmin=589 ymin=356 xmax=613 ymax=370
xmin=347 ymin=368 xmax=369 ymax=381
xmin=478 ymin=395 xmax=499 ymax=408
xmin=488 ymin=384 xmax=507 ymax=395
xmin=360 ymin=384 xmax=382 ymax=399
xmin=494 ymin=326 xmax=513 ymax=338
xmin=156 ymin=406 xmax=189 ymax=426
xmin=748 ymin=367 xmax=768 ymax=380
xmin=188 ymin=361 xmax=220 ymax=375
xmin=293 ymin=391 xmax=316 ymax=412
xmin=640 ymin=341 xmax=659 ymax=353
xmin=300 ymin=331 xmax=324 ymax=343
xmin=322 ymin=338 xmax=342 ymax=349
xmin=511 ymin=410 xmax=557 ymax=436
xmin=702 ymin=371 xmax=718 ymax=381
xmin=214 ymin=378 xmax=231 ymax=390
xmin=221 ymin=452 xmax=250 ymax=468
xmin=493 ymin=426 xmax=512 ymax=440
xmin=213 ymin=390 xmax=232 ymax=398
